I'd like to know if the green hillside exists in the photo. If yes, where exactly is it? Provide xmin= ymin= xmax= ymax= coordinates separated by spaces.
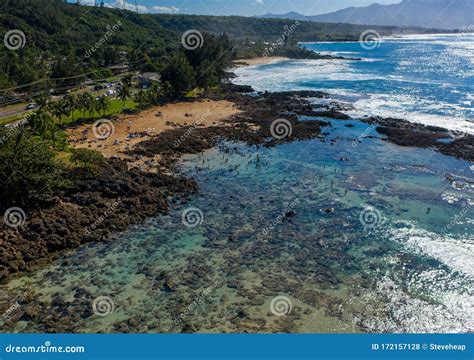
xmin=0 ymin=0 xmax=436 ymax=92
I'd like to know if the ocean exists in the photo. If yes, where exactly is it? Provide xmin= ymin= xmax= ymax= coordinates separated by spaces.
xmin=1 ymin=34 xmax=472 ymax=334
xmin=234 ymin=33 xmax=474 ymax=135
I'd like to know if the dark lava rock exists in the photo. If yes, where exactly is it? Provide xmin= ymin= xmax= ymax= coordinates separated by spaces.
xmin=0 ymin=159 xmax=197 ymax=281
xmin=362 ymin=116 xmax=474 ymax=162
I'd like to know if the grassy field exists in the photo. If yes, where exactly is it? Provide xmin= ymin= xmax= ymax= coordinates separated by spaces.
xmin=0 ymin=98 xmax=139 ymax=127
xmin=62 ymin=99 xmax=138 ymax=125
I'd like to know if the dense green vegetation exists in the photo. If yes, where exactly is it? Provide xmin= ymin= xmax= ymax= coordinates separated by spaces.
xmin=0 ymin=12 xmax=233 ymax=210
xmin=0 ymin=0 xmax=428 ymax=94
xmin=0 ymin=128 xmax=71 ymax=207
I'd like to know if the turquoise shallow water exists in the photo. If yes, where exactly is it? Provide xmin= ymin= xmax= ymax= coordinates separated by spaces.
xmin=1 ymin=118 xmax=472 ymax=333
xmin=1 ymin=35 xmax=473 ymax=333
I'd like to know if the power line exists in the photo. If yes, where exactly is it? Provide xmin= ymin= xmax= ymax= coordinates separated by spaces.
xmin=0 ymin=58 xmax=150 ymax=94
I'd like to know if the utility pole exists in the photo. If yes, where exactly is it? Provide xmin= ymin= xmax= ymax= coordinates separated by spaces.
xmin=135 ymin=0 xmax=138 ymax=13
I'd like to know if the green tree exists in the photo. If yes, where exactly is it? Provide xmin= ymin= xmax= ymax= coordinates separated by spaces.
xmin=96 ymin=96 xmax=111 ymax=116
xmin=70 ymin=148 xmax=105 ymax=173
xmin=117 ymin=85 xmax=131 ymax=109
xmin=34 ymin=92 xmax=51 ymax=110
xmin=160 ymin=51 xmax=196 ymax=97
xmin=196 ymin=59 xmax=219 ymax=94
xmin=87 ymin=96 xmax=98 ymax=118
xmin=122 ymin=74 xmax=134 ymax=88
xmin=146 ymin=83 xmax=164 ymax=105
xmin=78 ymin=93 xmax=94 ymax=119
xmin=28 ymin=110 xmax=54 ymax=137
xmin=0 ymin=130 xmax=70 ymax=208
xmin=64 ymin=95 xmax=77 ymax=122
xmin=49 ymin=99 xmax=68 ymax=126
xmin=134 ymin=90 xmax=148 ymax=109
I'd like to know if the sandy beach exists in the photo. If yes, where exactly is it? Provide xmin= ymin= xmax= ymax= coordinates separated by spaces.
xmin=233 ymin=56 xmax=289 ymax=67
xmin=68 ymin=99 xmax=241 ymax=162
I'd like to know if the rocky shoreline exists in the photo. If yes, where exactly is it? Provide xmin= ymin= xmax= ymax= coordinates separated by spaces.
xmin=1 ymin=82 xmax=472 ymax=283
xmin=371 ymin=117 xmax=474 ymax=162
xmin=0 ymin=89 xmax=331 ymax=282
xmin=0 ymin=160 xmax=198 ymax=281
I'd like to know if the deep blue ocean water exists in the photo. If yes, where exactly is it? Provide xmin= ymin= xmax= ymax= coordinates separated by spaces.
xmin=235 ymin=34 xmax=474 ymax=135
xmin=1 ymin=35 xmax=472 ymax=334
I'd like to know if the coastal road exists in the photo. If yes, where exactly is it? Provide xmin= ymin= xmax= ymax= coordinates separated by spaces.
xmin=0 ymin=103 xmax=31 ymax=122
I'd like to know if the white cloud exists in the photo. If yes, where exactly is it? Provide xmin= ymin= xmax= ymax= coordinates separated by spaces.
xmin=97 ymin=0 xmax=179 ymax=13
xmin=105 ymin=0 xmax=148 ymax=13
xmin=152 ymin=6 xmax=180 ymax=13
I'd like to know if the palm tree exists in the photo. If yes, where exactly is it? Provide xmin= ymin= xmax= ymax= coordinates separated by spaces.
xmin=78 ymin=93 xmax=94 ymax=119
xmin=34 ymin=92 xmax=50 ymax=110
xmin=117 ymin=85 xmax=130 ymax=110
xmin=147 ymin=82 xmax=163 ymax=105
xmin=64 ymin=95 xmax=77 ymax=122
xmin=28 ymin=111 xmax=54 ymax=137
xmin=96 ymin=96 xmax=111 ymax=116
xmin=88 ymin=97 xmax=98 ymax=118
xmin=134 ymin=90 xmax=148 ymax=110
xmin=49 ymin=99 xmax=68 ymax=126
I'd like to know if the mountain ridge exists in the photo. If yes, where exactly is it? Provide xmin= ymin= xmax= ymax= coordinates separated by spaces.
xmin=260 ymin=0 xmax=474 ymax=29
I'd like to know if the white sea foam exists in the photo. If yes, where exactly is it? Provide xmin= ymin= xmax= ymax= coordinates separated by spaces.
xmin=389 ymin=221 xmax=474 ymax=277
xmin=233 ymin=41 xmax=474 ymax=135
xmin=233 ymin=59 xmax=382 ymax=91
xmin=360 ymin=219 xmax=474 ymax=332
xmin=364 ymin=275 xmax=474 ymax=333
xmin=347 ymin=94 xmax=474 ymax=135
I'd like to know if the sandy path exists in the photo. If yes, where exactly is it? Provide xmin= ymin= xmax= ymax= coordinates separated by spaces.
xmin=68 ymin=99 xmax=241 ymax=163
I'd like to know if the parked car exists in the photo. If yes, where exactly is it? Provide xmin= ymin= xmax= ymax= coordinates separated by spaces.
xmin=25 ymin=103 xmax=37 ymax=110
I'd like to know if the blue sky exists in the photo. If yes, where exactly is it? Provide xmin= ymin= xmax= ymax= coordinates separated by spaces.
xmin=77 ymin=0 xmax=401 ymax=16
